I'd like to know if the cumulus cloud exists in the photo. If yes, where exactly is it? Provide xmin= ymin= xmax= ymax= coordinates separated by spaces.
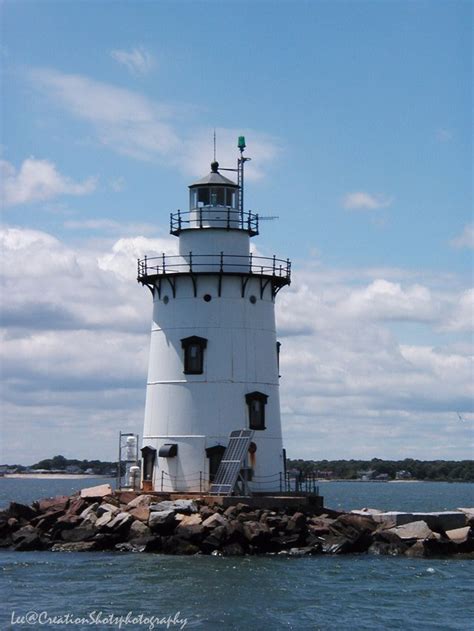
xmin=450 ymin=224 xmax=474 ymax=249
xmin=28 ymin=67 xmax=278 ymax=178
xmin=342 ymin=191 xmax=393 ymax=210
xmin=1 ymin=226 xmax=472 ymax=463
xmin=0 ymin=158 xmax=97 ymax=207
xmin=110 ymin=46 xmax=155 ymax=75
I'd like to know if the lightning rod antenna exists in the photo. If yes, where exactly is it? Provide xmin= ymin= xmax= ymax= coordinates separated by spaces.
xmin=213 ymin=128 xmax=216 ymax=162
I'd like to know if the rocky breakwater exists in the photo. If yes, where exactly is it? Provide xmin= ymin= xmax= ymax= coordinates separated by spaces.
xmin=1 ymin=485 xmax=473 ymax=558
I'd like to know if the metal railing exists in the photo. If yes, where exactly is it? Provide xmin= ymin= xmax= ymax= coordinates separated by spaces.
xmin=170 ymin=208 xmax=259 ymax=236
xmin=158 ymin=470 xmax=319 ymax=495
xmin=137 ymin=252 xmax=291 ymax=283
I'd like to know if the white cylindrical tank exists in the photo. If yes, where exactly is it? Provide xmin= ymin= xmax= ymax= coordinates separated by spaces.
xmin=125 ymin=435 xmax=137 ymax=461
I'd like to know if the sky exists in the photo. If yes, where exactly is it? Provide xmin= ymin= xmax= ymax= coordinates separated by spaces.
xmin=0 ymin=0 xmax=472 ymax=464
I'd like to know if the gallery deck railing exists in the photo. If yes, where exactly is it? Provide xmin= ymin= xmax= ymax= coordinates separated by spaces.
xmin=170 ymin=208 xmax=259 ymax=236
xmin=137 ymin=253 xmax=291 ymax=284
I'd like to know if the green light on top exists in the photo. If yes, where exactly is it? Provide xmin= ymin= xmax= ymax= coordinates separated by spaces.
xmin=238 ymin=136 xmax=246 ymax=150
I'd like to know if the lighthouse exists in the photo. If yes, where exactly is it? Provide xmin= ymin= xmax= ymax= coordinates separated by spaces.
xmin=138 ymin=139 xmax=291 ymax=494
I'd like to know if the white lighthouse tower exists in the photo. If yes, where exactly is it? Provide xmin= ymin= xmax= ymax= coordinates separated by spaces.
xmin=138 ymin=139 xmax=291 ymax=494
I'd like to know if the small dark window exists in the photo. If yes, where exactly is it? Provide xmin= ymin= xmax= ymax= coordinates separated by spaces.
xmin=181 ymin=335 xmax=207 ymax=374
xmin=203 ymin=294 xmax=212 ymax=302
xmin=245 ymin=391 xmax=268 ymax=430
xmin=276 ymin=341 xmax=281 ymax=377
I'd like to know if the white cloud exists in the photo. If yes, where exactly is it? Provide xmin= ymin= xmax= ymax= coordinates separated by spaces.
xmin=450 ymin=224 xmax=474 ymax=249
xmin=0 ymin=158 xmax=97 ymax=207
xmin=1 ymin=227 xmax=472 ymax=463
xmin=28 ymin=68 xmax=279 ymax=178
xmin=110 ymin=46 xmax=155 ymax=76
xmin=343 ymin=191 xmax=393 ymax=210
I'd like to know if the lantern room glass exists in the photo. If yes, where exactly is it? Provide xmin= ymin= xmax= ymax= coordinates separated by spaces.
xmin=190 ymin=187 xmax=237 ymax=210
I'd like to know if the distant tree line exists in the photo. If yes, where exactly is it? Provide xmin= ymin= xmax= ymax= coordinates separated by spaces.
xmin=286 ymin=458 xmax=474 ymax=482
xmin=4 ymin=454 xmax=118 ymax=475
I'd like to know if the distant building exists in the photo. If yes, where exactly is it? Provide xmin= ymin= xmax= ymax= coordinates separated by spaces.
xmin=395 ymin=470 xmax=412 ymax=480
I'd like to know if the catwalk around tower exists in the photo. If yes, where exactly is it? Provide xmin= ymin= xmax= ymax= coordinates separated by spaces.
xmin=138 ymin=139 xmax=291 ymax=493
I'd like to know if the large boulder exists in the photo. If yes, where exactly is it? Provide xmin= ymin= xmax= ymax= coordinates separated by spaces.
xmin=61 ymin=527 xmax=96 ymax=543
xmin=149 ymin=500 xmax=197 ymax=515
xmin=128 ymin=506 xmax=150 ymax=523
xmin=12 ymin=525 xmax=43 ymax=551
xmin=202 ymin=513 xmax=228 ymax=529
xmin=148 ymin=510 xmax=176 ymax=534
xmin=127 ymin=495 xmax=156 ymax=510
xmin=8 ymin=502 xmax=37 ymax=521
xmin=105 ymin=512 xmax=133 ymax=535
xmin=386 ymin=520 xmax=435 ymax=541
xmin=35 ymin=496 xmax=70 ymax=514
xmin=128 ymin=520 xmax=152 ymax=540
xmin=243 ymin=521 xmax=271 ymax=547
xmin=80 ymin=484 xmax=113 ymax=499
xmin=97 ymin=503 xmax=120 ymax=518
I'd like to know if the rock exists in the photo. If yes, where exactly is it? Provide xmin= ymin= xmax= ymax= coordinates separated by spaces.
xmin=52 ymin=541 xmax=98 ymax=552
xmin=12 ymin=526 xmax=43 ymax=551
xmin=202 ymin=525 xmax=228 ymax=553
xmin=243 ymin=521 xmax=271 ymax=547
xmin=35 ymin=496 xmax=70 ymax=513
xmin=223 ymin=506 xmax=239 ymax=519
xmin=61 ymin=527 xmax=95 ymax=543
xmin=162 ymin=536 xmax=200 ymax=555
xmin=202 ymin=513 xmax=228 ymax=529
xmin=127 ymin=495 xmax=156 ymax=509
xmin=97 ymin=503 xmax=120 ymax=518
xmin=148 ymin=510 xmax=176 ymax=534
xmin=287 ymin=546 xmax=314 ymax=556
xmin=446 ymin=526 xmax=471 ymax=543
xmin=117 ymin=491 xmax=139 ymax=504
xmin=128 ymin=520 xmax=151 ymax=540
xmin=12 ymin=525 xmax=38 ymax=543
xmin=237 ymin=510 xmax=262 ymax=523
xmin=66 ymin=498 xmax=90 ymax=517
xmin=8 ymin=502 xmax=37 ymax=521
xmin=92 ymin=533 xmax=122 ymax=550
xmin=80 ymin=503 xmax=99 ymax=519
xmin=149 ymin=499 xmax=198 ymax=515
xmin=128 ymin=506 xmax=150 ymax=523
xmin=386 ymin=520 xmax=435 ymax=541
xmin=371 ymin=530 xmax=410 ymax=556
xmin=80 ymin=484 xmax=113 ymax=499
xmin=222 ymin=542 xmax=245 ymax=556
xmin=175 ymin=523 xmax=205 ymax=543
xmin=55 ymin=514 xmax=82 ymax=531
xmin=105 ymin=512 xmax=133 ymax=534
xmin=180 ymin=514 xmax=202 ymax=527
xmin=95 ymin=512 xmax=114 ymax=529
xmin=270 ymin=533 xmax=301 ymax=549
xmin=31 ymin=509 xmax=65 ymax=531
xmin=199 ymin=506 xmax=215 ymax=520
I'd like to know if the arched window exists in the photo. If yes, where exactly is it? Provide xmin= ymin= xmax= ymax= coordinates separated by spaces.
xmin=245 ymin=391 xmax=268 ymax=430
xmin=181 ymin=336 xmax=208 ymax=374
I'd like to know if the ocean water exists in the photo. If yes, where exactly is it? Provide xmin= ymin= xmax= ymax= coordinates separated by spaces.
xmin=1 ymin=551 xmax=473 ymax=630
xmin=1 ymin=479 xmax=473 ymax=630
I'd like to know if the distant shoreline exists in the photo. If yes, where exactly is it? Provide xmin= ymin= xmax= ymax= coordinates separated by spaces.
xmin=3 ymin=474 xmax=112 ymax=480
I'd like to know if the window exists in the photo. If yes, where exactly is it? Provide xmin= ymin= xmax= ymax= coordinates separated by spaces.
xmin=226 ymin=188 xmax=237 ymax=208
xmin=181 ymin=336 xmax=207 ymax=374
xmin=210 ymin=187 xmax=225 ymax=206
xmin=197 ymin=187 xmax=210 ymax=206
xmin=245 ymin=391 xmax=268 ymax=430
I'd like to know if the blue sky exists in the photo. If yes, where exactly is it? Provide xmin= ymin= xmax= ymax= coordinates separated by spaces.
xmin=1 ymin=0 xmax=472 ymax=463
